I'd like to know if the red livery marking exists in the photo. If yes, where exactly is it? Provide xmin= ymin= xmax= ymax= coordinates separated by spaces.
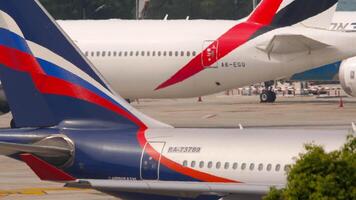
xmin=20 ymin=153 xmax=75 ymax=181
xmin=155 ymin=0 xmax=283 ymax=90
xmin=0 ymin=45 xmax=145 ymax=129
xmin=137 ymin=129 xmax=239 ymax=183
xmin=34 ymin=74 xmax=146 ymax=128
xmin=0 ymin=45 xmax=44 ymax=74
xmin=248 ymin=0 xmax=283 ymax=25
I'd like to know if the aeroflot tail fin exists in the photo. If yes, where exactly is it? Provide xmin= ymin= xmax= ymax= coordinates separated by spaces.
xmin=0 ymin=0 xmax=169 ymax=129
xmin=248 ymin=0 xmax=338 ymax=28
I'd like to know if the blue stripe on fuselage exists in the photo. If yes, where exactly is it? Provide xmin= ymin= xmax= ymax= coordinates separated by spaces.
xmin=290 ymin=62 xmax=341 ymax=81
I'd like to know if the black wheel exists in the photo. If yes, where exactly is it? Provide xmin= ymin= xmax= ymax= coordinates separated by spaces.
xmin=260 ymin=91 xmax=276 ymax=103
xmin=260 ymin=91 xmax=269 ymax=103
xmin=10 ymin=119 xmax=16 ymax=128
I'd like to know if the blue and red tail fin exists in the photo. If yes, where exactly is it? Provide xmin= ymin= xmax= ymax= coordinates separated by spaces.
xmin=248 ymin=0 xmax=338 ymax=27
xmin=0 ymin=0 xmax=168 ymax=129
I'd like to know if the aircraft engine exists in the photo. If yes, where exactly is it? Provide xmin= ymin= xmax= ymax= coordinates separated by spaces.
xmin=339 ymin=57 xmax=356 ymax=97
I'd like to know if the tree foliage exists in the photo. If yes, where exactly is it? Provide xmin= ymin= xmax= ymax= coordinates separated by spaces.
xmin=39 ymin=0 xmax=135 ymax=19
xmin=39 ymin=0 xmax=254 ymax=20
xmin=264 ymin=135 xmax=356 ymax=200
xmin=145 ymin=0 xmax=253 ymax=20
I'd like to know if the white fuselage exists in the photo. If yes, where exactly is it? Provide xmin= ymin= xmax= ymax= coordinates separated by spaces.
xmin=58 ymin=20 xmax=356 ymax=99
xmin=143 ymin=128 xmax=347 ymax=188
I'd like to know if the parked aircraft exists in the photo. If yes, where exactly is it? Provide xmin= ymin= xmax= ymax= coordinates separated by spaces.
xmin=0 ymin=0 xmax=353 ymax=111
xmin=56 ymin=0 xmax=351 ymax=102
xmin=0 ymin=1 xmax=352 ymax=200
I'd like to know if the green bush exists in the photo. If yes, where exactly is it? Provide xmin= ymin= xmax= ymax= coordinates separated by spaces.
xmin=264 ymin=135 xmax=356 ymax=200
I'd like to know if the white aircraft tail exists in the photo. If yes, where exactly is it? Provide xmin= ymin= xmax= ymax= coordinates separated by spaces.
xmin=330 ymin=0 xmax=356 ymax=31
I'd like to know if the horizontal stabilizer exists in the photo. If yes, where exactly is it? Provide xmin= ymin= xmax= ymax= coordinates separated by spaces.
xmin=0 ymin=141 xmax=71 ymax=157
xmin=20 ymin=153 xmax=75 ymax=181
xmin=257 ymin=34 xmax=330 ymax=58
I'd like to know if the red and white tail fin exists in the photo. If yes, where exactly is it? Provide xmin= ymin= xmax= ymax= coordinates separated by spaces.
xmin=248 ymin=0 xmax=338 ymax=28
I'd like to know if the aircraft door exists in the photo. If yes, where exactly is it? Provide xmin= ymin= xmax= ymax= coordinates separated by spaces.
xmin=140 ymin=142 xmax=165 ymax=180
xmin=202 ymin=40 xmax=219 ymax=68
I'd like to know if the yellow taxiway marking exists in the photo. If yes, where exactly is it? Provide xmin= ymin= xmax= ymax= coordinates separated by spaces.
xmin=0 ymin=187 xmax=86 ymax=197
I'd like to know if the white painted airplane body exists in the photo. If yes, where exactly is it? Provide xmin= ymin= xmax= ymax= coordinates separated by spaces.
xmin=59 ymin=19 xmax=356 ymax=99
xmin=0 ymin=1 xmax=354 ymax=200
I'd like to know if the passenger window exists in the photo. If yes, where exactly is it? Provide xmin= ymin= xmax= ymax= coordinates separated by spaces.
xmin=241 ymin=163 xmax=246 ymax=170
xmin=147 ymin=51 xmax=150 ymax=56
xmin=96 ymin=51 xmax=100 ymax=57
xmin=232 ymin=163 xmax=238 ymax=170
xmin=207 ymin=161 xmax=213 ymax=169
xmin=108 ymin=51 xmax=111 ymax=57
xmin=224 ymin=162 xmax=229 ymax=169
xmin=267 ymin=164 xmax=272 ymax=171
xmin=163 ymin=51 xmax=167 ymax=56
xmin=175 ymin=51 xmax=179 ymax=56
xmin=141 ymin=51 xmax=145 ymax=56
xmin=169 ymin=51 xmax=173 ymax=56
xmin=124 ymin=51 xmax=128 ymax=56
xmin=351 ymin=71 xmax=355 ymax=79
xmin=91 ymin=52 xmax=94 ymax=57
xmin=183 ymin=160 xmax=188 ymax=167
xmin=84 ymin=51 xmax=88 ymax=57
xmin=192 ymin=51 xmax=197 ymax=56
xmin=216 ymin=162 xmax=221 ymax=169
xmin=136 ymin=51 xmax=139 ymax=56
xmin=152 ymin=51 xmax=156 ymax=56
xmin=102 ymin=51 xmax=106 ymax=57
xmin=275 ymin=164 xmax=281 ymax=172
xmin=118 ymin=52 xmax=122 ymax=57
xmin=186 ymin=51 xmax=190 ymax=57
xmin=158 ymin=51 xmax=161 ymax=56
xmin=181 ymin=51 xmax=184 ymax=56
xmin=258 ymin=164 xmax=263 ymax=171
xmin=199 ymin=161 xmax=204 ymax=168
xmin=113 ymin=51 xmax=117 ymax=56
xmin=191 ymin=161 xmax=196 ymax=168
xmin=284 ymin=165 xmax=290 ymax=172
xmin=249 ymin=163 xmax=255 ymax=171
xmin=129 ymin=51 xmax=133 ymax=56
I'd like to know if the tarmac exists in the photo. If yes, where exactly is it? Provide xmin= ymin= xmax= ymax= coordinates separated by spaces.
xmin=0 ymin=93 xmax=355 ymax=199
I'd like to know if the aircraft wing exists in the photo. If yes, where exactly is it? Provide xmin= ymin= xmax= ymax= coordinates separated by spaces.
xmin=257 ymin=34 xmax=330 ymax=58
xmin=66 ymin=180 xmax=283 ymax=198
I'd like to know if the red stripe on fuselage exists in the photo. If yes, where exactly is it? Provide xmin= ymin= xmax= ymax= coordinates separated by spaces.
xmin=0 ymin=43 xmax=237 ymax=183
xmin=137 ymin=129 xmax=239 ymax=183
xmin=155 ymin=0 xmax=283 ymax=90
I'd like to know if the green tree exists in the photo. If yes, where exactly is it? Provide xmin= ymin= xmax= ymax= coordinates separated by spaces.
xmin=145 ymin=0 xmax=252 ymax=20
xmin=264 ymin=135 xmax=356 ymax=200
xmin=39 ymin=0 xmax=135 ymax=19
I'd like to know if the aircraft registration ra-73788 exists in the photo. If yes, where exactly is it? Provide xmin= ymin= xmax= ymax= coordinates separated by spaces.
xmin=0 ymin=0 xmax=353 ymax=200
xmin=54 ymin=0 xmax=356 ymax=103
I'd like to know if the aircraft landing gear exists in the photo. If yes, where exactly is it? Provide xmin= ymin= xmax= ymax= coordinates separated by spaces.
xmin=260 ymin=81 xmax=276 ymax=103
xmin=260 ymin=90 xmax=276 ymax=103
